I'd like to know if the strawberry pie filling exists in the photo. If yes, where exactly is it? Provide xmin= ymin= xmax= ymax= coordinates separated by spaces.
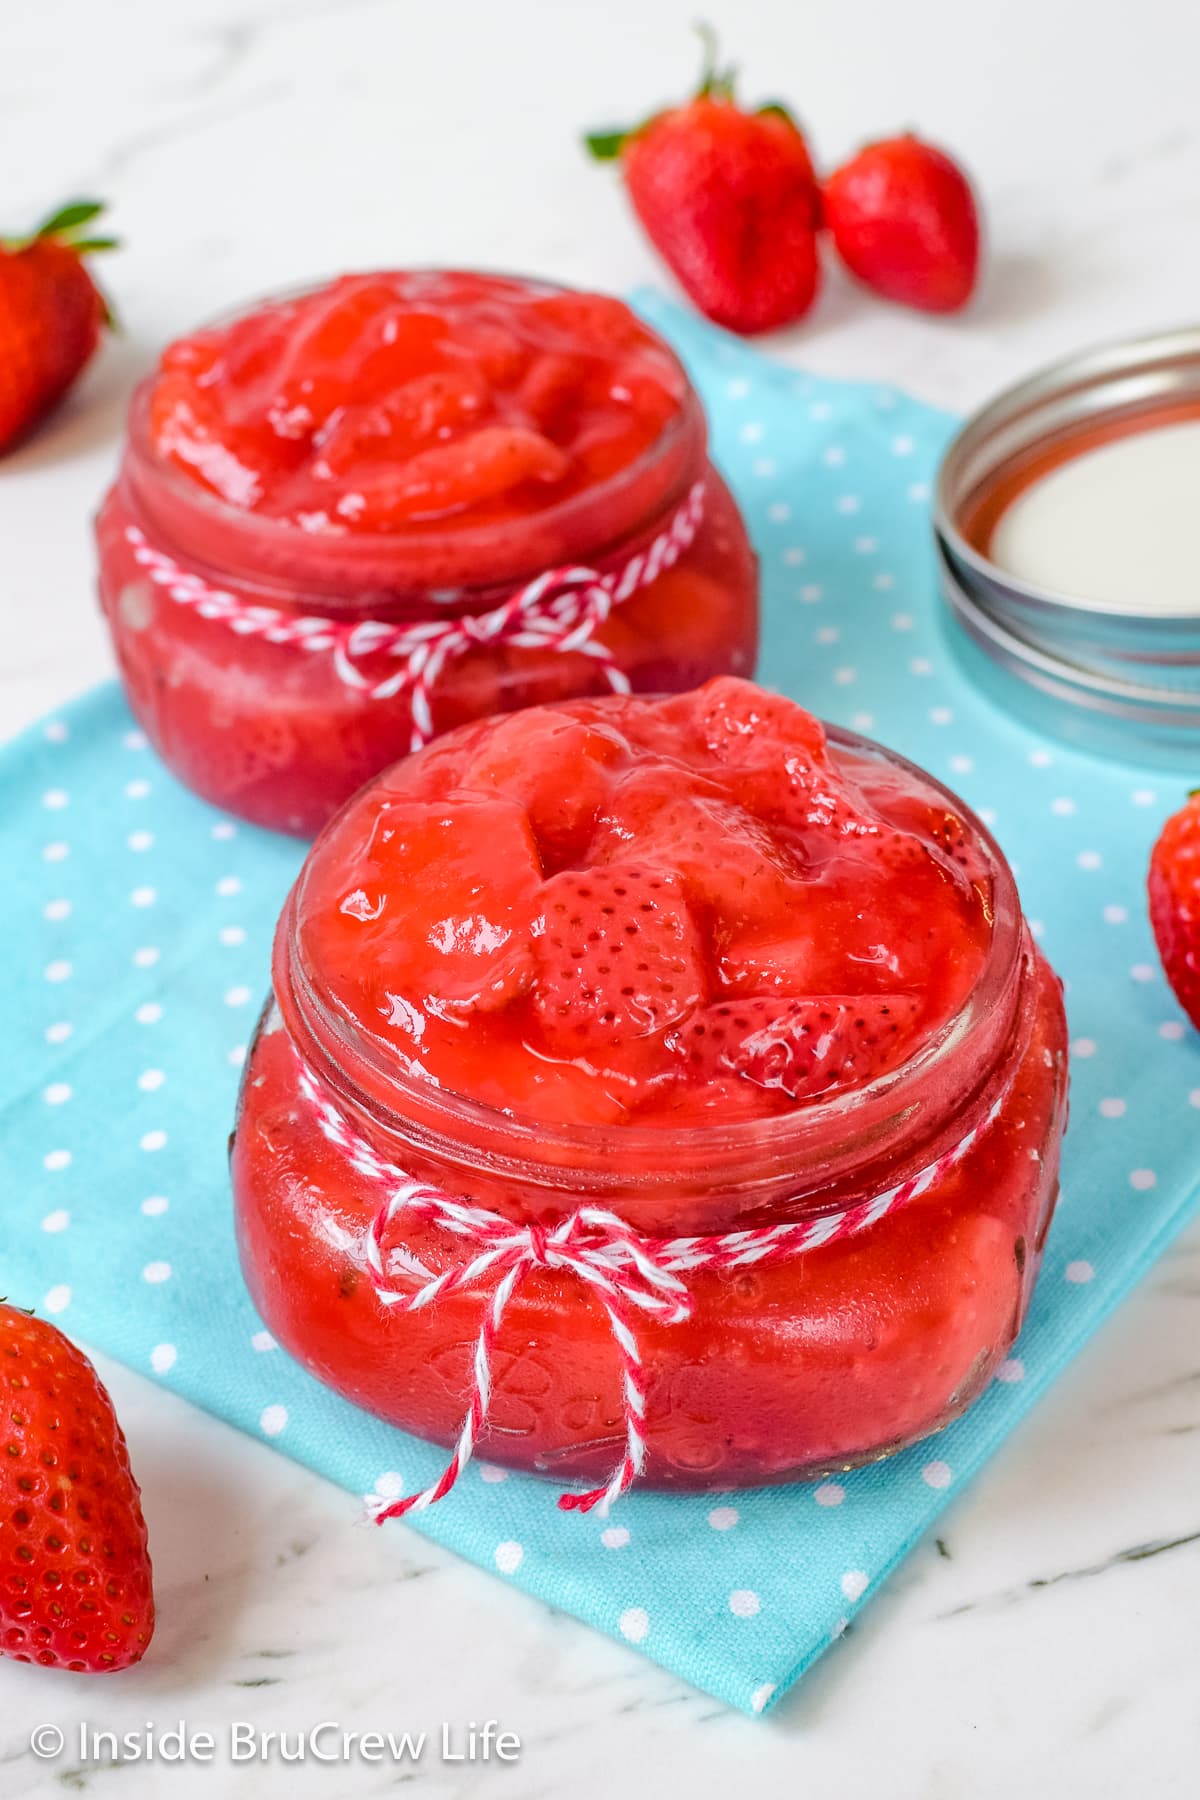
xmin=96 ymin=272 xmax=758 ymax=835
xmin=233 ymin=679 xmax=1068 ymax=1488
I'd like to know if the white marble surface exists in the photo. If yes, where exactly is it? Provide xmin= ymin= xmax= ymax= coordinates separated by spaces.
xmin=2 ymin=0 xmax=1200 ymax=1791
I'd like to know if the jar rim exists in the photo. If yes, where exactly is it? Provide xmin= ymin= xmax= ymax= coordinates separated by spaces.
xmin=273 ymin=719 xmax=1028 ymax=1204
xmin=121 ymin=270 xmax=706 ymax=605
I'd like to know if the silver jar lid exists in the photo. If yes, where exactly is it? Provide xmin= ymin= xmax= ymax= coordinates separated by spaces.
xmin=935 ymin=325 xmax=1200 ymax=762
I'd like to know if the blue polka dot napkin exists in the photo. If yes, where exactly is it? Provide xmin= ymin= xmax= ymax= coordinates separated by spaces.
xmin=4 ymin=295 xmax=1199 ymax=1718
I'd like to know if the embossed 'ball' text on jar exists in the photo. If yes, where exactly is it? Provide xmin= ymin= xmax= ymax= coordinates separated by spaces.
xmin=229 ymin=685 xmax=1068 ymax=1505
xmin=95 ymin=272 xmax=759 ymax=835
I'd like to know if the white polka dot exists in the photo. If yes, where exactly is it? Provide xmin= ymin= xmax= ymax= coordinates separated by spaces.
xmin=850 ymin=711 xmax=875 ymax=732
xmin=260 ymin=1404 xmax=288 ymax=1436
xmin=143 ymin=1260 xmax=172 ymax=1283
xmin=995 ymin=1358 xmax=1025 ymax=1383
xmin=140 ymin=1129 xmax=167 ymax=1152
xmin=619 ymin=1607 xmax=649 ymax=1643
xmin=42 ymin=788 xmax=69 ymax=810
xmin=1030 ymin=920 xmax=1045 ymax=940
xmin=1065 ymin=1260 xmax=1094 ymax=1284
xmin=854 ymin=535 xmax=877 ymax=555
xmin=725 ymin=377 xmax=750 ymax=399
xmin=909 ymin=657 xmax=933 ymax=676
xmin=837 ymin=494 xmax=861 ymax=514
xmin=219 ymin=925 xmax=247 ymax=947
xmin=227 ymin=1045 xmax=247 ymax=1067
xmin=729 ymin=1589 xmax=761 ymax=1618
xmin=814 ymin=1482 xmax=845 ymax=1507
xmin=374 ymin=1470 xmax=404 ymax=1499
xmin=1072 ymin=1037 xmax=1097 ymax=1058
xmin=1190 ymin=1089 xmax=1200 ymax=1109
xmin=979 ymin=808 xmax=999 ymax=827
xmin=1099 ymin=1097 xmax=1126 ymax=1119
xmin=43 ymin=1082 xmax=72 ymax=1106
xmin=43 ymin=898 xmax=71 ymax=921
xmin=799 ymin=583 xmax=823 ymax=602
xmin=136 ymin=1002 xmax=163 ymax=1025
xmin=833 ymin=667 xmax=857 ymax=687
xmin=494 ymin=1540 xmax=524 ymax=1574
xmin=150 ymin=1344 xmax=177 ymax=1375
xmin=922 ymin=1460 xmax=952 ymax=1490
xmin=133 ymin=946 xmax=160 ymax=968
xmin=752 ymin=457 xmax=777 ymax=479
xmin=782 ymin=545 xmax=806 ymax=565
xmin=1159 ymin=1020 xmax=1186 ymax=1041
xmin=1103 ymin=905 xmax=1128 ymax=924
xmin=809 ymin=400 xmax=831 ymax=421
xmin=872 ymin=571 xmax=895 ymax=590
xmin=708 ymin=1506 xmax=739 ymax=1531
xmin=44 ymin=960 xmax=72 ymax=983
xmin=123 ymin=729 xmax=148 ymax=751
xmin=130 ymin=886 xmax=156 ymax=907
xmin=1028 ymin=748 xmax=1054 ymax=768
xmin=750 ymin=1683 xmax=776 ymax=1714
xmin=251 ymin=1329 xmax=276 ymax=1352
xmin=125 ymin=778 xmax=151 ymax=799
xmin=41 ymin=1210 xmax=70 ymax=1234
xmin=738 ymin=421 xmax=764 ymax=445
xmin=44 ymin=720 xmax=68 ymax=743
xmin=43 ymin=1284 xmax=71 ymax=1314
xmin=891 ymin=434 xmax=915 ymax=456
xmin=225 ymin=985 xmax=252 ymax=1007
xmin=908 ymin=481 xmax=931 ymax=502
xmin=600 ymin=1526 xmax=629 ymax=1549
xmin=891 ymin=612 xmax=914 ymax=631
xmin=216 ymin=876 xmax=242 ymax=898
xmin=42 ymin=841 xmax=69 ymax=862
xmin=43 ymin=1149 xmax=71 ymax=1171
xmin=141 ymin=1195 xmax=169 ymax=1217
xmin=477 ymin=1463 xmax=508 ymax=1484
xmin=840 ymin=1570 xmax=869 ymax=1603
xmin=138 ymin=1068 xmax=166 ymax=1092
xmin=950 ymin=754 xmax=974 ymax=774
xmin=1130 ymin=1168 xmax=1157 ymax=1191
xmin=929 ymin=706 xmax=953 ymax=726
xmin=211 ymin=821 xmax=237 ymax=840
xmin=766 ymin=501 xmax=791 ymax=523
xmin=127 ymin=830 xmax=154 ymax=852
xmin=45 ymin=1022 xmax=73 ymax=1045
xmin=815 ymin=625 xmax=839 ymax=645
xmin=1050 ymin=796 xmax=1076 ymax=816
xmin=1131 ymin=788 xmax=1157 ymax=807
xmin=822 ymin=444 xmax=846 ymax=466
xmin=1131 ymin=963 xmax=1156 ymax=983
xmin=1077 ymin=850 xmax=1102 ymax=871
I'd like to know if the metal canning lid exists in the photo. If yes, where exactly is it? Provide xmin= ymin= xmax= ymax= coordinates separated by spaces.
xmin=934 ymin=325 xmax=1200 ymax=758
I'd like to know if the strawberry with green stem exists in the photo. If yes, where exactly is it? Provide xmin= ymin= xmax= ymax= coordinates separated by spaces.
xmin=0 ymin=198 xmax=117 ymax=451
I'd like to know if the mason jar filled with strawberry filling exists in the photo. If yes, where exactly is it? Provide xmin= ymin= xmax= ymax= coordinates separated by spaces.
xmin=231 ymin=678 xmax=1068 ymax=1506
xmin=95 ymin=271 xmax=758 ymax=836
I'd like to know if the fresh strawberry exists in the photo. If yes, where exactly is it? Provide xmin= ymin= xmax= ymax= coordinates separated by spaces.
xmin=586 ymin=31 xmax=821 ymax=335
xmin=1149 ymin=792 xmax=1200 ymax=1029
xmin=531 ymin=864 xmax=706 ymax=1050
xmin=824 ymin=135 xmax=980 ymax=313
xmin=0 ymin=1303 xmax=154 ymax=1672
xmin=0 ymin=200 xmax=117 ymax=451
xmin=669 ymin=993 xmax=921 ymax=1100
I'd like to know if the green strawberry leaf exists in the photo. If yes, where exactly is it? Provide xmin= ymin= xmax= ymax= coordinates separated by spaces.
xmin=758 ymin=100 xmax=801 ymax=131
xmin=67 ymin=236 xmax=119 ymax=254
xmin=35 ymin=199 xmax=106 ymax=238
xmin=583 ymin=128 xmax=628 ymax=161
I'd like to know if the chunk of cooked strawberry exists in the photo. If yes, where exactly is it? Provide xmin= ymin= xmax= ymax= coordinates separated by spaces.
xmin=458 ymin=707 xmax=624 ymax=867
xmin=669 ymin=992 xmax=921 ymax=1100
xmin=530 ymin=864 xmax=706 ymax=1050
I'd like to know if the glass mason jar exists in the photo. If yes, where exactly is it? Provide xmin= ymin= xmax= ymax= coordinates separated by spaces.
xmin=230 ymin=721 xmax=1069 ymax=1495
xmin=95 ymin=275 xmax=758 ymax=837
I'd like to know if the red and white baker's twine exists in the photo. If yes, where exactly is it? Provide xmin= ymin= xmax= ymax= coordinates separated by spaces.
xmin=295 ymin=1053 xmax=1009 ymax=1520
xmin=124 ymin=480 xmax=705 ymax=752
